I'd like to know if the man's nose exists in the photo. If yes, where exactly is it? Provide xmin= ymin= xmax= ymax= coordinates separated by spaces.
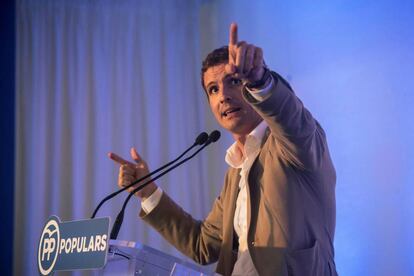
xmin=219 ymin=87 xmax=232 ymax=103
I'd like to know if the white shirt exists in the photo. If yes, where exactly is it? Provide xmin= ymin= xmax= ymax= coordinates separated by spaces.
xmin=225 ymin=120 xmax=268 ymax=252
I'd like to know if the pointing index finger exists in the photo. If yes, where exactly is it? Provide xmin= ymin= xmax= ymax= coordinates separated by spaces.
xmin=108 ymin=152 xmax=134 ymax=166
xmin=229 ymin=23 xmax=238 ymax=46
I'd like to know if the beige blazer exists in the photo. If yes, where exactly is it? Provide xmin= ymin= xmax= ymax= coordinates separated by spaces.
xmin=141 ymin=73 xmax=337 ymax=276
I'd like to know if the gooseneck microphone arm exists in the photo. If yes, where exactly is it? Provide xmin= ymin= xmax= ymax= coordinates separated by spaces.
xmin=110 ymin=130 xmax=221 ymax=240
xmin=91 ymin=132 xmax=209 ymax=219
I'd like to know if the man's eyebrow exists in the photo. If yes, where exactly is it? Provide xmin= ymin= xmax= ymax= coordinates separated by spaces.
xmin=223 ymin=74 xmax=234 ymax=81
xmin=205 ymin=81 xmax=215 ymax=89
xmin=205 ymin=73 xmax=234 ymax=89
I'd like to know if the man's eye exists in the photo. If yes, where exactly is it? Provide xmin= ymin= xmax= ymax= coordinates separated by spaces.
xmin=231 ymin=78 xmax=242 ymax=86
xmin=208 ymin=86 xmax=219 ymax=94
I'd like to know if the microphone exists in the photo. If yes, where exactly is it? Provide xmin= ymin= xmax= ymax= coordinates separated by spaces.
xmin=110 ymin=130 xmax=221 ymax=240
xmin=204 ymin=130 xmax=221 ymax=145
xmin=91 ymin=132 xmax=208 ymax=218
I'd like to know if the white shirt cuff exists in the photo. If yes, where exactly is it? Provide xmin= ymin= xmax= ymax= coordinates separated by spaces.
xmin=141 ymin=187 xmax=163 ymax=214
xmin=245 ymin=74 xmax=274 ymax=101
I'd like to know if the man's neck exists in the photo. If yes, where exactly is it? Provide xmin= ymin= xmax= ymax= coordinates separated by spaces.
xmin=234 ymin=135 xmax=246 ymax=154
xmin=231 ymin=119 xmax=263 ymax=152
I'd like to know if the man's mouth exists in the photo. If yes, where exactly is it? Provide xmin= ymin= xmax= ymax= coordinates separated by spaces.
xmin=222 ymin=107 xmax=241 ymax=117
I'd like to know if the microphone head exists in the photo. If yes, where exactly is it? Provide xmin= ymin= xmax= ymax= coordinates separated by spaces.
xmin=207 ymin=130 xmax=221 ymax=144
xmin=195 ymin=132 xmax=209 ymax=145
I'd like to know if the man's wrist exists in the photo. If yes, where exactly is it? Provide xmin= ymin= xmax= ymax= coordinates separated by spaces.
xmin=139 ymin=182 xmax=158 ymax=201
xmin=141 ymin=187 xmax=163 ymax=214
xmin=245 ymin=67 xmax=271 ymax=90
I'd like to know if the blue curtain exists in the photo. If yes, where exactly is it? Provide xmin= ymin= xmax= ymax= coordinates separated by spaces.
xmin=15 ymin=1 xmax=229 ymax=274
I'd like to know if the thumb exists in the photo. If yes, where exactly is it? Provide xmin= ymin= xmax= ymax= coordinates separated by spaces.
xmin=130 ymin=147 xmax=142 ymax=164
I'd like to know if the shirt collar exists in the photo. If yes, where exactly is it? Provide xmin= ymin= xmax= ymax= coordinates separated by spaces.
xmin=225 ymin=120 xmax=268 ymax=168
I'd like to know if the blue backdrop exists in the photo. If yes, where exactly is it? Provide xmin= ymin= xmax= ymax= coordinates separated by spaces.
xmin=9 ymin=0 xmax=414 ymax=275
xmin=208 ymin=1 xmax=414 ymax=274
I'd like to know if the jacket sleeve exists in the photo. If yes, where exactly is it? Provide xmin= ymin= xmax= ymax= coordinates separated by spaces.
xmin=243 ymin=72 xmax=333 ymax=172
xmin=139 ymin=171 xmax=232 ymax=265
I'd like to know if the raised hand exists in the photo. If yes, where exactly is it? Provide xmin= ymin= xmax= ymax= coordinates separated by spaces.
xmin=225 ymin=23 xmax=266 ymax=85
xmin=108 ymin=148 xmax=157 ymax=200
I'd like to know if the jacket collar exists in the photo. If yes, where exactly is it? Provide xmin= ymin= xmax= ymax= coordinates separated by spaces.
xmin=225 ymin=120 xmax=268 ymax=169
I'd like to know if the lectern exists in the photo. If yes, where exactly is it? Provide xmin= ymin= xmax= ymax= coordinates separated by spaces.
xmin=37 ymin=216 xmax=214 ymax=275
xmin=100 ymin=239 xmax=214 ymax=275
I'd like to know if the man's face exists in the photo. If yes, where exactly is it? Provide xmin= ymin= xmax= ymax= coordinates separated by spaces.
xmin=203 ymin=63 xmax=262 ymax=137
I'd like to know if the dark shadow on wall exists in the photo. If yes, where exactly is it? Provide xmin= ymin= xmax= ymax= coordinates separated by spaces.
xmin=0 ymin=0 xmax=15 ymax=275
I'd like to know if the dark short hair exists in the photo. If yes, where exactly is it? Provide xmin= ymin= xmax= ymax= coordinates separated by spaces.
xmin=200 ymin=46 xmax=229 ymax=96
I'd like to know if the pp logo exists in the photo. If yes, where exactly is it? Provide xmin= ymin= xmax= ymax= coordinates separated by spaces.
xmin=38 ymin=217 xmax=60 ymax=275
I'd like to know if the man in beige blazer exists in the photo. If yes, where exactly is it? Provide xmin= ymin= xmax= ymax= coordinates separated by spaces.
xmin=109 ymin=23 xmax=337 ymax=276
